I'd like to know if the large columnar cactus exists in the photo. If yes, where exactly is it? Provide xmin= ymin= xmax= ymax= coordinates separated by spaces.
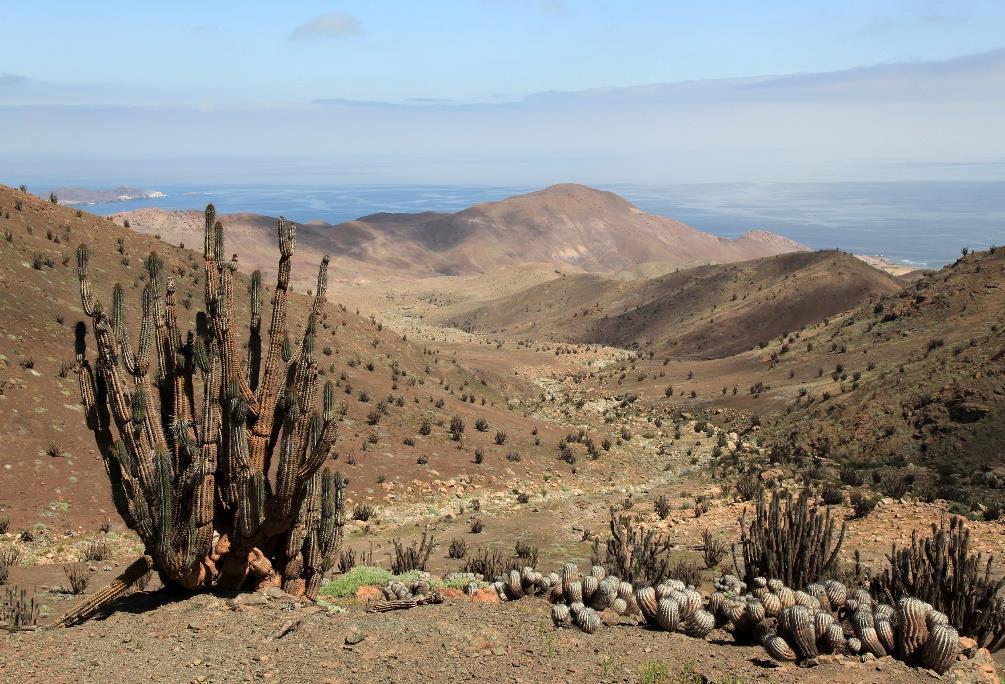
xmin=871 ymin=516 xmax=1005 ymax=651
xmin=72 ymin=205 xmax=345 ymax=603
xmin=735 ymin=486 xmax=845 ymax=589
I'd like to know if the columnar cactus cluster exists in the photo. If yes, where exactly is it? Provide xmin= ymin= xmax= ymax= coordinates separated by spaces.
xmin=72 ymin=205 xmax=346 ymax=602
xmin=708 ymin=575 xmax=961 ymax=674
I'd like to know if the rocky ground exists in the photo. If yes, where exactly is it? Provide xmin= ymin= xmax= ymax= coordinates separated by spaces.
xmin=3 ymin=585 xmax=999 ymax=684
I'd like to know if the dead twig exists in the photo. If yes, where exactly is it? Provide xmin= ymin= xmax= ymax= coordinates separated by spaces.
xmin=264 ymin=618 xmax=302 ymax=642
xmin=366 ymin=592 xmax=444 ymax=613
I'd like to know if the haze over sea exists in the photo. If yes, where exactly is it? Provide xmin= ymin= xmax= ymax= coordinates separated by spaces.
xmin=25 ymin=180 xmax=1005 ymax=269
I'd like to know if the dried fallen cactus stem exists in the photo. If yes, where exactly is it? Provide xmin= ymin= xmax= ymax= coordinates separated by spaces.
xmin=70 ymin=205 xmax=346 ymax=611
xmin=367 ymin=592 xmax=444 ymax=613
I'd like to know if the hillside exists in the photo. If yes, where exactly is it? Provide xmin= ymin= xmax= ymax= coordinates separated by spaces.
xmin=758 ymin=246 xmax=1005 ymax=507
xmin=0 ymin=185 xmax=563 ymax=530
xmin=444 ymin=250 xmax=902 ymax=358
xmin=113 ymin=184 xmax=806 ymax=279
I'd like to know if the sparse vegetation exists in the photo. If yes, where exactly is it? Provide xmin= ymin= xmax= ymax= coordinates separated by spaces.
xmin=390 ymin=527 xmax=437 ymax=574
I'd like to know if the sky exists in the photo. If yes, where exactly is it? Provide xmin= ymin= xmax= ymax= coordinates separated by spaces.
xmin=2 ymin=1 xmax=1004 ymax=185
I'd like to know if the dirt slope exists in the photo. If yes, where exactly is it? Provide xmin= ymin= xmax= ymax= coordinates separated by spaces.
xmin=445 ymin=250 xmax=903 ymax=358
xmin=114 ymin=184 xmax=807 ymax=278
xmin=0 ymin=185 xmax=557 ymax=530
xmin=759 ymin=247 xmax=1005 ymax=505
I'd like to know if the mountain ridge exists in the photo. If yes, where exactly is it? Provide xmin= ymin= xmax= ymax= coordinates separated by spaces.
xmin=112 ymin=183 xmax=807 ymax=279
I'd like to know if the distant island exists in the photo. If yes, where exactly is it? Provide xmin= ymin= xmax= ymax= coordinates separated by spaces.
xmin=53 ymin=185 xmax=165 ymax=205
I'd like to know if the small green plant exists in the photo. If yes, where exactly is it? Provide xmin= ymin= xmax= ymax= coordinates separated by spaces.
xmin=639 ymin=660 xmax=670 ymax=684
xmin=318 ymin=566 xmax=394 ymax=598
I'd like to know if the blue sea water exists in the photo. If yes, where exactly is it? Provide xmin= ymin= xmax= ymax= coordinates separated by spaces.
xmin=23 ymin=181 xmax=1005 ymax=269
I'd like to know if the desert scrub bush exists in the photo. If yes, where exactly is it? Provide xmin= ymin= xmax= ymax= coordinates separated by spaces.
xmin=447 ymin=538 xmax=468 ymax=559
xmin=1 ymin=586 xmax=38 ymax=628
xmin=513 ymin=540 xmax=538 ymax=565
xmin=64 ymin=563 xmax=90 ymax=594
xmin=653 ymin=495 xmax=672 ymax=520
xmin=506 ymin=451 xmax=521 ymax=462
xmin=391 ymin=528 xmax=437 ymax=574
xmin=870 ymin=516 xmax=1005 ymax=650
xmin=418 ymin=418 xmax=432 ymax=435
xmin=449 ymin=415 xmax=465 ymax=440
xmin=0 ymin=545 xmax=22 ymax=584
xmin=318 ymin=566 xmax=394 ymax=598
xmin=473 ymin=447 xmax=485 ymax=464
xmin=839 ymin=467 xmax=864 ymax=486
xmin=352 ymin=503 xmax=375 ymax=522
xmin=470 ymin=519 xmax=485 ymax=534
xmin=474 ymin=417 xmax=489 ymax=432
xmin=84 ymin=538 xmax=111 ymax=562
xmin=736 ymin=486 xmax=845 ymax=588
xmin=821 ymin=483 xmax=844 ymax=505
xmin=734 ymin=474 xmax=759 ymax=502
xmin=702 ymin=528 xmax=726 ymax=568
xmin=493 ymin=430 xmax=507 ymax=445
xmin=667 ymin=558 xmax=703 ymax=588
xmin=0 ymin=508 xmax=8 ymax=535
xmin=693 ymin=499 xmax=710 ymax=518
xmin=592 ymin=508 xmax=672 ymax=585
xmin=462 ymin=547 xmax=512 ymax=579
xmin=850 ymin=490 xmax=878 ymax=519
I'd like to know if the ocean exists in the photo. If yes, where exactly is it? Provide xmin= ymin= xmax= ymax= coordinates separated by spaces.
xmin=24 ymin=181 xmax=1005 ymax=269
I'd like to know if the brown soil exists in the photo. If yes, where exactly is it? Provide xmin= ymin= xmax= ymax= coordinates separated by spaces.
xmin=3 ymin=583 xmax=997 ymax=684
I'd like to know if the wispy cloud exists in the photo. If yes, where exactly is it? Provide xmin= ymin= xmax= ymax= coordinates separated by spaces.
xmin=0 ymin=73 xmax=29 ymax=87
xmin=480 ymin=0 xmax=568 ymax=14
xmin=2 ymin=47 xmax=1003 ymax=185
xmin=290 ymin=12 xmax=363 ymax=42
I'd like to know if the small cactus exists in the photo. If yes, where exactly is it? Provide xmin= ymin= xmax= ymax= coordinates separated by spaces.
xmin=897 ymin=597 xmax=931 ymax=663
xmin=656 ymin=597 xmax=680 ymax=632
xmin=635 ymin=586 xmax=658 ymax=625
xmin=780 ymin=605 xmax=818 ymax=660
xmin=683 ymin=609 xmax=715 ymax=638
xmin=551 ymin=603 xmax=572 ymax=628
xmin=922 ymin=624 xmax=960 ymax=675
xmin=762 ymin=633 xmax=797 ymax=662
xmin=575 ymin=607 xmax=601 ymax=634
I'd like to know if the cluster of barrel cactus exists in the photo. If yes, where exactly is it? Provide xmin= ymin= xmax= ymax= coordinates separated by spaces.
xmin=382 ymin=575 xmax=435 ymax=601
xmin=708 ymin=575 xmax=961 ymax=674
xmin=542 ymin=562 xmax=715 ymax=638
xmin=72 ymin=205 xmax=346 ymax=605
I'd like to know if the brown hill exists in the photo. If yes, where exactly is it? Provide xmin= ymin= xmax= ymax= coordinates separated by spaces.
xmin=444 ymin=250 xmax=902 ymax=358
xmin=0 ymin=185 xmax=558 ymax=529
xmin=758 ymin=246 xmax=1005 ymax=508
xmin=114 ymin=184 xmax=806 ymax=279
